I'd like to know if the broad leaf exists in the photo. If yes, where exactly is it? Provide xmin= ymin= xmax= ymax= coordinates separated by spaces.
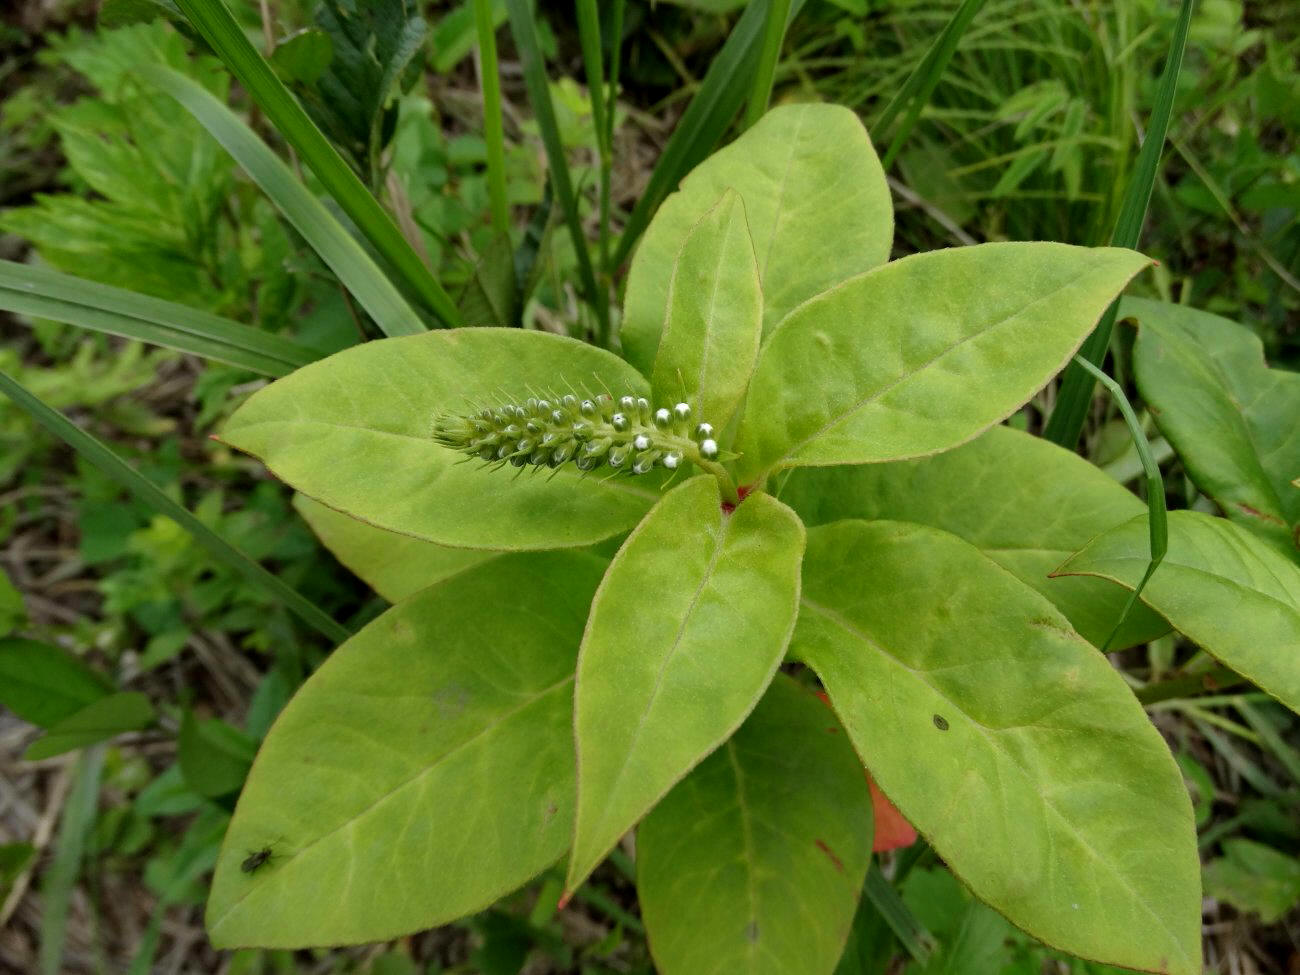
xmin=1056 ymin=510 xmax=1300 ymax=714
xmin=221 ymin=329 xmax=659 ymax=550
xmin=1124 ymin=297 xmax=1300 ymax=553
xmin=795 ymin=520 xmax=1199 ymax=975
xmin=179 ymin=712 xmax=257 ymax=798
xmin=638 ymin=674 xmax=872 ymax=975
xmin=0 ymin=638 xmax=112 ymax=728
xmin=294 ymin=494 xmax=498 ymax=602
xmin=1203 ymin=838 xmax=1300 ymax=924
xmin=651 ymin=189 xmax=763 ymax=434
xmin=567 ymin=476 xmax=804 ymax=893
xmin=24 ymin=692 xmax=155 ymax=760
xmin=779 ymin=425 xmax=1169 ymax=648
xmin=734 ymin=244 xmax=1151 ymax=484
xmin=206 ymin=552 xmax=606 ymax=948
xmin=621 ymin=103 xmax=892 ymax=375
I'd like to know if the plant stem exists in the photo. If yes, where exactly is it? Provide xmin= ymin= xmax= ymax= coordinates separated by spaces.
xmin=743 ymin=0 xmax=792 ymax=129
xmin=474 ymin=0 xmax=510 ymax=237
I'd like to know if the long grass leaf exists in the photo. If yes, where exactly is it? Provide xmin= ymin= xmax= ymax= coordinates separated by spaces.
xmin=1043 ymin=0 xmax=1194 ymax=447
xmin=171 ymin=0 xmax=461 ymax=327
xmin=863 ymin=862 xmax=935 ymax=964
xmin=0 ymin=372 xmax=350 ymax=644
xmin=876 ymin=0 xmax=989 ymax=169
xmin=38 ymin=747 xmax=104 ymax=975
xmin=136 ymin=64 xmax=425 ymax=339
xmin=611 ymin=0 xmax=808 ymax=270
xmin=504 ymin=0 xmax=607 ymax=341
xmin=475 ymin=0 xmax=510 ymax=236
xmin=742 ymin=0 xmax=793 ymax=129
xmin=0 ymin=261 xmax=321 ymax=377
xmin=1070 ymin=354 xmax=1167 ymax=652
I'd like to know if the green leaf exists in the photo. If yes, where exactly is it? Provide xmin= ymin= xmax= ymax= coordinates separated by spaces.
xmin=621 ymin=103 xmax=891 ymax=375
xmin=135 ymin=64 xmax=427 ymax=339
xmin=271 ymin=29 xmax=334 ymax=85
xmin=735 ymin=244 xmax=1151 ymax=484
xmin=1125 ymin=297 xmax=1300 ymax=553
xmin=293 ymin=0 xmax=427 ymax=179
xmin=171 ymin=0 xmax=460 ymax=326
xmin=221 ymin=329 xmax=659 ymax=550
xmin=0 ymin=569 xmax=25 ymax=637
xmin=779 ymin=425 xmax=1170 ymax=648
xmin=567 ymin=476 xmax=805 ymax=893
xmin=650 ymin=189 xmax=763 ymax=434
xmin=0 ymin=260 xmax=322 ymax=377
xmin=25 ymin=693 xmax=156 ymax=761
xmin=179 ymin=712 xmax=257 ymax=798
xmin=637 ymin=675 xmax=872 ymax=975
xmin=206 ymin=552 xmax=605 ymax=948
xmin=1203 ymin=838 xmax=1300 ymax=924
xmin=0 ymin=638 xmax=113 ymax=728
xmin=294 ymin=494 xmax=498 ymax=602
xmin=795 ymin=520 xmax=1199 ymax=975
xmin=1056 ymin=510 xmax=1300 ymax=714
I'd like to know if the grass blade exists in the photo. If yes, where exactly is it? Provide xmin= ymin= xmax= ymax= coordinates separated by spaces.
xmin=504 ymin=0 xmax=607 ymax=342
xmin=171 ymin=0 xmax=461 ymax=327
xmin=611 ymin=0 xmax=808 ymax=270
xmin=475 ymin=0 xmax=510 ymax=236
xmin=742 ymin=0 xmax=793 ymax=129
xmin=0 ymin=261 xmax=322 ymax=377
xmin=863 ymin=862 xmax=935 ymax=964
xmin=875 ymin=0 xmax=989 ymax=169
xmin=38 ymin=747 xmax=104 ymax=975
xmin=0 ymin=371 xmax=350 ymax=645
xmin=1043 ymin=0 xmax=1194 ymax=447
xmin=1070 ymin=354 xmax=1167 ymax=652
xmin=136 ymin=64 xmax=426 ymax=339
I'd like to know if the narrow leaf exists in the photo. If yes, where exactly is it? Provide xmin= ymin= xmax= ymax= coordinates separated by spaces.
xmin=25 ymin=692 xmax=155 ymax=760
xmin=0 ymin=371 xmax=349 ymax=643
xmin=637 ymin=674 xmax=872 ymax=975
xmin=1043 ymin=0 xmax=1194 ymax=447
xmin=622 ymin=102 xmax=891 ymax=375
xmin=567 ymin=476 xmax=804 ymax=893
xmin=207 ymin=553 xmax=606 ymax=947
xmin=220 ymin=329 xmax=658 ymax=550
xmin=503 ymin=0 xmax=605 ymax=339
xmin=0 ymin=638 xmax=113 ymax=728
xmin=39 ymin=748 xmax=104 ymax=975
xmin=651 ymin=189 xmax=763 ymax=433
xmin=0 ymin=260 xmax=320 ymax=377
xmin=735 ymin=243 xmax=1151 ymax=484
xmin=796 ymin=520 xmax=1200 ymax=974
xmin=136 ymin=64 xmax=426 ymax=338
xmin=171 ymin=0 xmax=461 ymax=326
xmin=1056 ymin=510 xmax=1300 ymax=715
xmin=779 ymin=425 xmax=1169 ymax=648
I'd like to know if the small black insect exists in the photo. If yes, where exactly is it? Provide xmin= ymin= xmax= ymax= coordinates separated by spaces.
xmin=932 ymin=714 xmax=949 ymax=731
xmin=241 ymin=847 xmax=273 ymax=874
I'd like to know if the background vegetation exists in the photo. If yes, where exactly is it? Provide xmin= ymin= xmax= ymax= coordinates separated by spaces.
xmin=0 ymin=0 xmax=1296 ymax=971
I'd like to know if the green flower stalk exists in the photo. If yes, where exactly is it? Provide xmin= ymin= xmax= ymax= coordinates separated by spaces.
xmin=434 ymin=392 xmax=725 ymax=479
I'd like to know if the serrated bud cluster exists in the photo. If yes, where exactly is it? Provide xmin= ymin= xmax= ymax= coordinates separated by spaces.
xmin=434 ymin=393 xmax=719 ymax=476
